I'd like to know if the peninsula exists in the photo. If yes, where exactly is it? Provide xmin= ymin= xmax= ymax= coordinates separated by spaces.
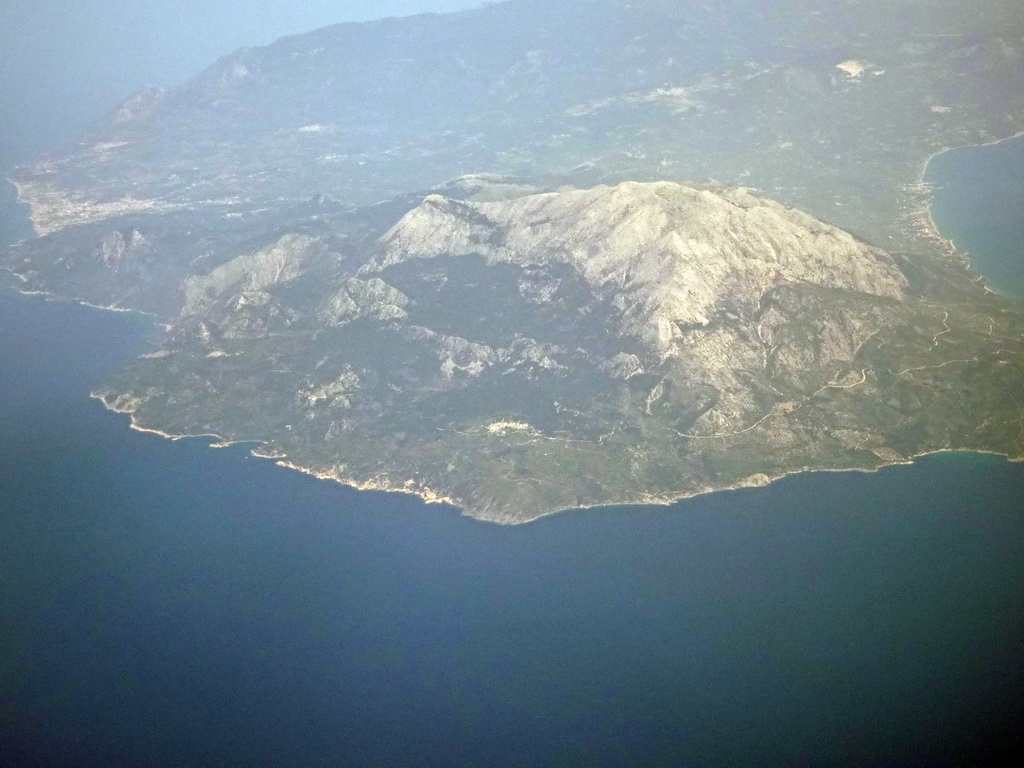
xmin=5 ymin=0 xmax=1024 ymax=522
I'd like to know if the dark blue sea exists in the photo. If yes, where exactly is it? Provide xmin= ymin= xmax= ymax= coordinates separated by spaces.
xmin=2 ymin=139 xmax=1024 ymax=767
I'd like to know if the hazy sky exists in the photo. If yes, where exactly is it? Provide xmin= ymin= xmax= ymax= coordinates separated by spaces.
xmin=0 ymin=0 xmax=484 ymax=167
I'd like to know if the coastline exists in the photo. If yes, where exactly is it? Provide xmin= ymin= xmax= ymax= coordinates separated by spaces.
xmin=88 ymin=385 xmax=1024 ymax=525
xmin=89 ymin=390 xmax=263 ymax=449
xmin=5 ymin=129 xmax=1022 ymax=525
xmin=914 ymin=130 xmax=1024 ymax=281
xmin=536 ymin=446 xmax=1024 ymax=525
xmin=5 ymin=176 xmax=42 ymax=239
xmin=1 ymin=265 xmax=160 ymax=318
xmin=90 ymin=388 xmax=465 ymax=511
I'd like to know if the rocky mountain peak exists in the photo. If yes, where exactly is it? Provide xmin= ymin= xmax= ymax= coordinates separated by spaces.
xmin=108 ymin=86 xmax=166 ymax=127
xmin=6 ymin=0 xmax=1023 ymax=524
xmin=373 ymin=181 xmax=908 ymax=352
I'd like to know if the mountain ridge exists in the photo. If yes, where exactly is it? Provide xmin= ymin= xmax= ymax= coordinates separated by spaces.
xmin=4 ymin=0 xmax=1024 ymax=522
xmin=71 ymin=178 xmax=1024 ymax=523
xmin=371 ymin=181 xmax=908 ymax=352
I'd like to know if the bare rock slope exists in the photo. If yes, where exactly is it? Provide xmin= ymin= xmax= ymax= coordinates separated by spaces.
xmin=374 ymin=183 xmax=908 ymax=349
xmin=83 ymin=180 xmax=1024 ymax=523
xmin=4 ymin=0 xmax=1024 ymax=523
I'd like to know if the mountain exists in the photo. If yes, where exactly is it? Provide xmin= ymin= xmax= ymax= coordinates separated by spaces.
xmin=4 ymin=0 xmax=1024 ymax=522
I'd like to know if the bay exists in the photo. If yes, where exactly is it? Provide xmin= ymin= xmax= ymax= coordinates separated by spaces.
xmin=926 ymin=133 xmax=1024 ymax=298
xmin=2 ymin=134 xmax=1024 ymax=766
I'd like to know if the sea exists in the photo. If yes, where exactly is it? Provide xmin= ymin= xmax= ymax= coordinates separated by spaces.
xmin=2 ymin=138 xmax=1023 ymax=767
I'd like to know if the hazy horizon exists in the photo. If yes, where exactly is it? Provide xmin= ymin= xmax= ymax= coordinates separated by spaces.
xmin=0 ymin=0 xmax=485 ymax=168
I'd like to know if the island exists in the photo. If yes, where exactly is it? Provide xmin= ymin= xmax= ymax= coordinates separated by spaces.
xmin=4 ymin=0 xmax=1024 ymax=523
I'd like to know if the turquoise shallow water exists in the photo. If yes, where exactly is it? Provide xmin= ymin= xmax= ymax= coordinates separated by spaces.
xmin=2 ymin=136 xmax=1024 ymax=766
